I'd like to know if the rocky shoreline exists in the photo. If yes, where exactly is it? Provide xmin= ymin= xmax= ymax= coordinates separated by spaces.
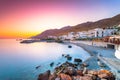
xmin=38 ymin=61 xmax=115 ymax=80
xmin=37 ymin=42 xmax=116 ymax=80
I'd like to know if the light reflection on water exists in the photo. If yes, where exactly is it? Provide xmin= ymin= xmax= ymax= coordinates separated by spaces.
xmin=0 ymin=39 xmax=90 ymax=80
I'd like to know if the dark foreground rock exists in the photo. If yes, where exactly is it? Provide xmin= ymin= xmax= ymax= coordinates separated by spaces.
xmin=38 ymin=70 xmax=50 ymax=80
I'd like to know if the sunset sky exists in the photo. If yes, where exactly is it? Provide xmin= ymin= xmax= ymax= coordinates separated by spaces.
xmin=0 ymin=0 xmax=120 ymax=38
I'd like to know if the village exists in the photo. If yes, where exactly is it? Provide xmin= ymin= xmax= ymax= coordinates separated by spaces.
xmin=48 ymin=25 xmax=120 ymax=43
xmin=47 ymin=25 xmax=120 ymax=49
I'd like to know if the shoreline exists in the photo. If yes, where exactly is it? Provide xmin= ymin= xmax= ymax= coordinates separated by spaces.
xmin=71 ymin=42 xmax=95 ymax=56
xmin=70 ymin=41 xmax=120 ymax=79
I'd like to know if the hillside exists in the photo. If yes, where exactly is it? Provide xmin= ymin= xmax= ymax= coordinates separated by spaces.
xmin=32 ymin=14 xmax=120 ymax=39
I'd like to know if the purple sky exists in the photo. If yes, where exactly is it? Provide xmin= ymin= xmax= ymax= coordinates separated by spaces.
xmin=0 ymin=0 xmax=120 ymax=38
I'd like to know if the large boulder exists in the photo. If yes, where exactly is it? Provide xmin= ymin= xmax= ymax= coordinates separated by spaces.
xmin=76 ymin=70 xmax=83 ymax=76
xmin=59 ymin=73 xmax=72 ymax=80
xmin=49 ymin=73 xmax=57 ymax=80
xmin=98 ymin=70 xmax=115 ymax=80
xmin=63 ymin=67 xmax=76 ymax=76
xmin=38 ymin=70 xmax=50 ymax=80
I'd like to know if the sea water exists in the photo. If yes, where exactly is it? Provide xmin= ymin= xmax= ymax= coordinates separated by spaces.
xmin=0 ymin=39 xmax=90 ymax=80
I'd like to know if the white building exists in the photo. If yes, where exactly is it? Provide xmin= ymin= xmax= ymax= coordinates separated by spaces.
xmin=48 ymin=36 xmax=57 ymax=39
xmin=59 ymin=35 xmax=68 ymax=40
xmin=103 ymin=28 xmax=117 ymax=37
xmin=77 ymin=31 xmax=88 ymax=38
xmin=67 ymin=32 xmax=75 ymax=40
xmin=94 ymin=28 xmax=104 ymax=38
xmin=87 ymin=30 xmax=96 ymax=38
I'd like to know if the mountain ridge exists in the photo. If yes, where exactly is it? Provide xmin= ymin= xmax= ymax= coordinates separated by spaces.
xmin=32 ymin=14 xmax=120 ymax=39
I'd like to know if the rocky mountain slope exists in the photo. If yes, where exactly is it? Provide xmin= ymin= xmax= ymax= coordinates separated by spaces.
xmin=32 ymin=14 xmax=120 ymax=39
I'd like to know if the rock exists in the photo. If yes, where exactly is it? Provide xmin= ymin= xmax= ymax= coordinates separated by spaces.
xmin=80 ymin=75 xmax=93 ymax=80
xmin=97 ymin=61 xmax=106 ymax=67
xmin=82 ymin=63 xmax=89 ymax=67
xmin=68 ymin=45 xmax=72 ymax=48
xmin=67 ymin=67 xmax=76 ymax=75
xmin=67 ymin=56 xmax=72 ymax=60
xmin=50 ymin=62 xmax=54 ymax=67
xmin=49 ymin=75 xmax=55 ymax=80
xmin=101 ymin=79 xmax=108 ymax=80
xmin=98 ymin=73 xmax=109 ymax=79
xmin=73 ymin=75 xmax=81 ymax=80
xmin=55 ymin=77 xmax=60 ymax=80
xmin=36 ymin=65 xmax=41 ymax=69
xmin=65 ymin=54 xmax=70 ymax=58
xmin=85 ymin=74 xmax=97 ymax=80
xmin=59 ymin=73 xmax=72 ymax=80
xmin=62 ymin=54 xmax=64 ymax=57
xmin=88 ymin=70 xmax=98 ymax=75
xmin=76 ymin=70 xmax=83 ymax=76
xmin=38 ymin=70 xmax=50 ymax=80
xmin=74 ymin=58 xmax=82 ymax=63
xmin=63 ymin=67 xmax=76 ymax=76
xmin=98 ymin=70 xmax=115 ymax=80
xmin=83 ymin=67 xmax=88 ymax=74
xmin=49 ymin=73 xmax=57 ymax=80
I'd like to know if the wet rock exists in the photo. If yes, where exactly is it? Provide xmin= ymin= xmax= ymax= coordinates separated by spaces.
xmin=66 ymin=67 xmax=76 ymax=75
xmin=49 ymin=75 xmax=55 ymax=80
xmin=85 ymin=74 xmax=97 ymax=80
xmin=68 ymin=45 xmax=72 ymax=48
xmin=49 ymin=73 xmax=57 ymax=80
xmin=73 ymin=75 xmax=81 ymax=80
xmin=38 ymin=70 xmax=50 ymax=80
xmin=65 ymin=54 xmax=70 ymax=58
xmin=82 ymin=63 xmax=89 ymax=67
xmin=36 ymin=65 xmax=41 ymax=69
xmin=50 ymin=62 xmax=54 ymax=67
xmin=82 ymin=67 xmax=88 ymax=74
xmin=76 ymin=70 xmax=83 ymax=76
xmin=88 ymin=70 xmax=98 ymax=75
xmin=55 ymin=77 xmax=60 ymax=80
xmin=62 ymin=54 xmax=64 ymax=57
xmin=98 ymin=70 xmax=115 ymax=80
xmin=98 ymin=73 xmax=109 ymax=79
xmin=67 ymin=56 xmax=72 ymax=61
xmin=80 ymin=75 xmax=93 ymax=80
xmin=74 ymin=58 xmax=82 ymax=63
xmin=59 ymin=73 xmax=72 ymax=80
xmin=97 ymin=61 xmax=106 ymax=67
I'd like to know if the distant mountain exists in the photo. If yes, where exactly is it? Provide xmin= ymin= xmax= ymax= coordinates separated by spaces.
xmin=32 ymin=14 xmax=120 ymax=39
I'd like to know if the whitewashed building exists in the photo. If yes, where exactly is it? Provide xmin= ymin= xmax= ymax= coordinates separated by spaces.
xmin=77 ymin=31 xmax=88 ymax=38
xmin=48 ymin=36 xmax=57 ymax=39
xmin=59 ymin=35 xmax=68 ymax=40
xmin=94 ymin=28 xmax=104 ymax=38
xmin=67 ymin=32 xmax=75 ymax=40
xmin=103 ymin=28 xmax=118 ymax=37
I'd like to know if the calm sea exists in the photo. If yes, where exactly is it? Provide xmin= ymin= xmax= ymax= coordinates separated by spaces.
xmin=0 ymin=39 xmax=90 ymax=80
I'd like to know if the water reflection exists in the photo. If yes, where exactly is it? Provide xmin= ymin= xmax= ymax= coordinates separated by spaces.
xmin=0 ymin=39 xmax=90 ymax=80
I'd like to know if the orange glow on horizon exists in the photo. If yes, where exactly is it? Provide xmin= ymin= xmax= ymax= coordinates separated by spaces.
xmin=1 ymin=0 xmax=119 ymax=38
xmin=0 ymin=31 xmax=41 ymax=39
